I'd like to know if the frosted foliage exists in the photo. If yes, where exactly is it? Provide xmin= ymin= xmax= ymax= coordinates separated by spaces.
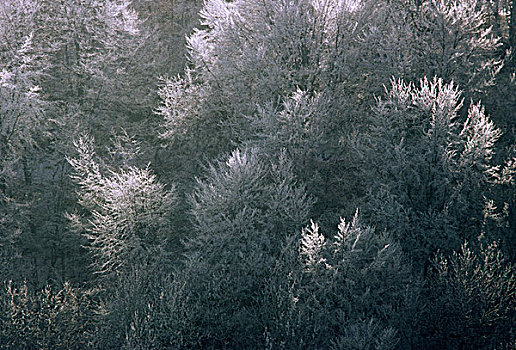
xmin=107 ymin=129 xmax=142 ymax=166
xmin=498 ymin=145 xmax=516 ymax=186
xmin=0 ymin=0 xmax=45 ymax=160
xmin=334 ymin=209 xmax=362 ymax=251
xmin=0 ymin=6 xmax=45 ymax=193
xmin=158 ymin=0 xmax=504 ymax=156
xmin=246 ymin=90 xmax=335 ymax=192
xmin=300 ymin=220 xmax=326 ymax=270
xmin=415 ymin=0 xmax=502 ymax=90
xmin=190 ymin=148 xmax=312 ymax=243
xmin=330 ymin=319 xmax=399 ymax=350
xmin=424 ymin=241 xmax=516 ymax=348
xmin=375 ymin=76 xmax=500 ymax=178
xmin=68 ymin=136 xmax=176 ymax=277
xmin=178 ymin=148 xmax=312 ymax=347
xmin=18 ymin=0 xmax=151 ymax=126
xmin=0 ymin=48 xmax=43 ymax=156
xmin=459 ymin=102 xmax=502 ymax=169
xmin=163 ymin=0 xmax=375 ymax=127
xmin=293 ymin=211 xmax=412 ymax=349
xmin=155 ymin=71 xmax=214 ymax=147
xmin=366 ymin=76 xmax=503 ymax=261
xmin=298 ymin=210 xmax=403 ymax=276
xmin=105 ymin=0 xmax=140 ymax=35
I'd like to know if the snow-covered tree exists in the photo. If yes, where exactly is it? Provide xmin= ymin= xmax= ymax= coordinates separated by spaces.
xmin=0 ymin=281 xmax=96 ymax=349
xmin=411 ymin=0 xmax=503 ymax=92
xmin=156 ymin=0 xmax=382 ymax=154
xmin=35 ymin=0 xmax=147 ymax=122
xmin=0 ymin=0 xmax=50 ymax=282
xmin=276 ymin=211 xmax=416 ymax=349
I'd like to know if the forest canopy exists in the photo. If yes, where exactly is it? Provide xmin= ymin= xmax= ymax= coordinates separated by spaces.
xmin=1 ymin=0 xmax=515 ymax=348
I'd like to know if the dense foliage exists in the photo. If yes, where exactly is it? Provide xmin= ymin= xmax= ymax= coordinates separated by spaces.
xmin=1 ymin=0 xmax=515 ymax=348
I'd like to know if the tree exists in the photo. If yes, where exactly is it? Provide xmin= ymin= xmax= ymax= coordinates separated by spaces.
xmin=245 ymin=90 xmax=362 ymax=228
xmin=271 ymin=211 xmax=416 ymax=349
xmin=0 ymin=2 xmax=46 ymax=200
xmin=1 ymin=0 xmax=162 ymax=286
xmin=0 ymin=281 xmax=96 ymax=349
xmin=0 ymin=0 xmax=52 ymax=283
xmin=420 ymin=241 xmax=516 ymax=348
xmin=363 ymin=77 xmax=503 ymax=266
xmin=65 ymin=134 xmax=178 ymax=348
xmin=410 ymin=0 xmax=503 ymax=92
xmin=157 ymin=0 xmax=383 ymax=150
xmin=67 ymin=135 xmax=176 ymax=280
xmin=131 ymin=0 xmax=201 ymax=77
xmin=170 ymin=148 xmax=312 ymax=348
xmin=155 ymin=0 xmax=385 ymax=228
xmin=35 ymin=0 xmax=148 ymax=124
xmin=156 ymin=0 xmax=506 ymax=232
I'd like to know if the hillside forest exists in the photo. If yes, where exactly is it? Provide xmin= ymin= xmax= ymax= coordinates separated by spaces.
xmin=1 ymin=0 xmax=515 ymax=348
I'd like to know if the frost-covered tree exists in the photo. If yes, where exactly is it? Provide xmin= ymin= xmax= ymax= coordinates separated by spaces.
xmin=67 ymin=135 xmax=176 ymax=280
xmin=156 ymin=0 xmax=385 ymax=228
xmin=156 ymin=0 xmax=385 ymax=157
xmin=169 ymin=148 xmax=312 ymax=348
xmin=363 ymin=77 xmax=503 ymax=266
xmin=65 ymin=132 xmax=182 ymax=348
xmin=0 ymin=0 xmax=52 ymax=283
xmin=0 ymin=0 xmax=45 ymax=198
xmin=0 ymin=0 xmax=162 ymax=285
xmin=156 ymin=0 xmax=506 ymax=231
xmin=420 ymin=241 xmax=516 ymax=348
xmin=36 ymin=0 xmax=147 ymax=122
xmin=0 ymin=281 xmax=96 ymax=349
xmin=269 ymin=211 xmax=416 ymax=349
xmin=0 ymin=35 xmax=45 ymax=202
xmin=412 ymin=0 xmax=503 ymax=92
xmin=373 ymin=0 xmax=504 ymax=92
xmin=245 ymin=90 xmax=364 ymax=227
xmin=158 ymin=0 xmax=503 ymax=143
xmin=131 ymin=0 xmax=201 ymax=76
